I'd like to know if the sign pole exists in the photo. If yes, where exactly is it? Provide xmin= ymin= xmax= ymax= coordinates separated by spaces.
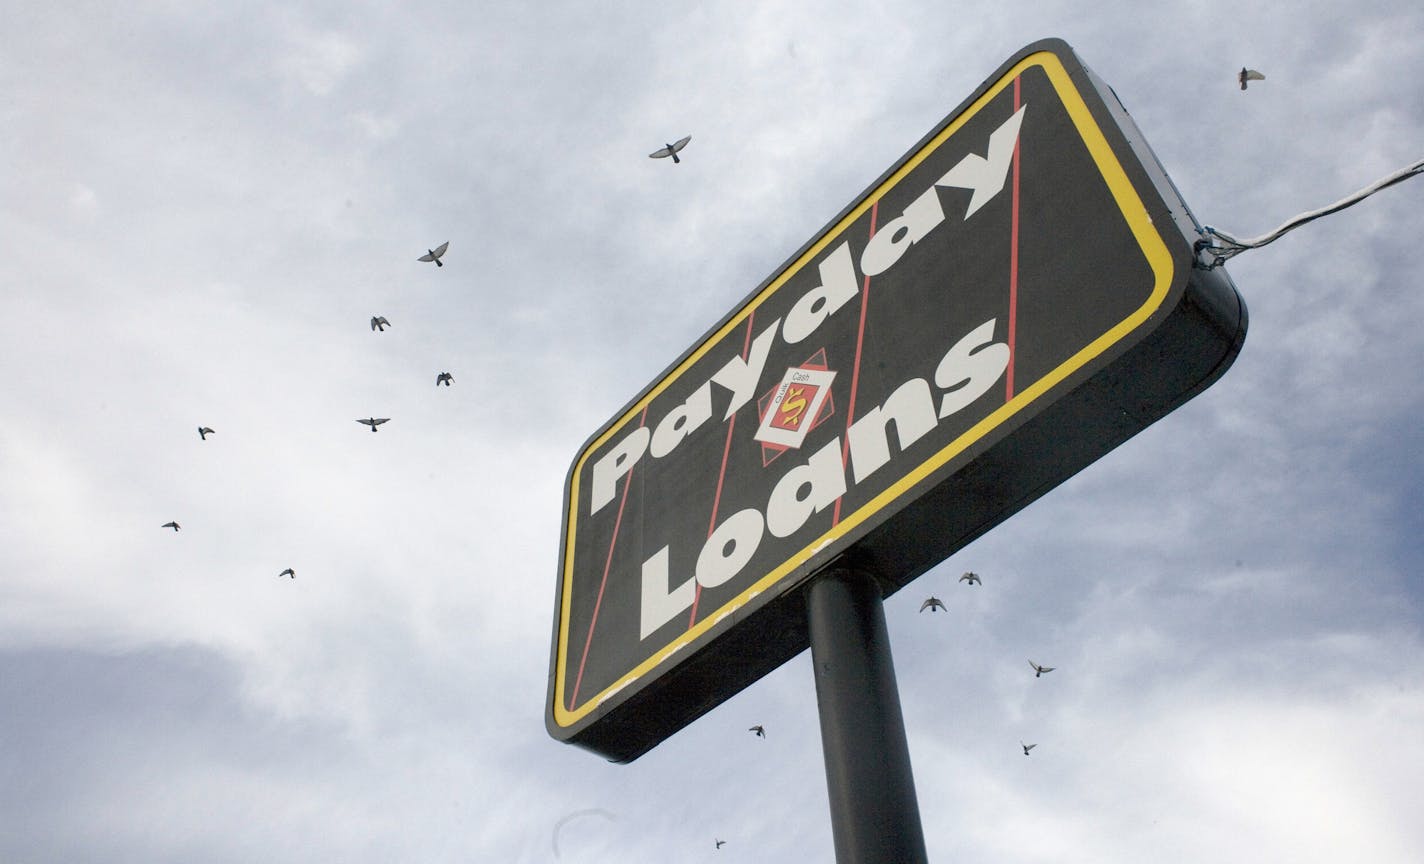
xmin=806 ymin=566 xmax=928 ymax=864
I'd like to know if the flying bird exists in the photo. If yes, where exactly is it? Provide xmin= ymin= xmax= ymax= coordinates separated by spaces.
xmin=715 ymin=839 xmax=726 ymax=849
xmin=370 ymin=316 xmax=390 ymax=332
xmin=357 ymin=417 xmax=390 ymax=432
xmin=197 ymin=426 xmax=214 ymax=440
xmin=278 ymin=568 xmax=295 ymax=579
xmin=919 ymin=596 xmax=946 ymax=613
xmin=161 ymin=521 xmax=180 ymax=531
xmin=436 ymin=372 xmax=453 ymax=387
xmin=1022 ymin=741 xmax=1036 ymax=755
xmin=649 ymin=134 xmax=692 ymax=163
xmin=418 ymin=241 xmax=449 ymax=266
xmin=1238 ymin=67 xmax=1265 ymax=90
xmin=959 ymin=571 xmax=981 ymax=585
xmin=749 ymin=725 xmax=765 ymax=738
xmin=1029 ymin=661 xmax=1055 ymax=678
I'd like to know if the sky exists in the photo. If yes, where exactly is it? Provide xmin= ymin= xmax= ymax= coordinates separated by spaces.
xmin=2 ymin=1 xmax=1422 ymax=862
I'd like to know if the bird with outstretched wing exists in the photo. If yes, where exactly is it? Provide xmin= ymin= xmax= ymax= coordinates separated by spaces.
xmin=418 ymin=241 xmax=449 ymax=266
xmin=1239 ymin=67 xmax=1265 ymax=90
xmin=649 ymin=134 xmax=692 ymax=163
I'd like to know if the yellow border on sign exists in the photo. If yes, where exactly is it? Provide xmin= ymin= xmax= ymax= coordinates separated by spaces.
xmin=552 ymin=49 xmax=1175 ymax=727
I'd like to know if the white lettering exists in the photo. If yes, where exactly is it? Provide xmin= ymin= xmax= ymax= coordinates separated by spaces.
xmin=783 ymin=242 xmax=860 ymax=344
xmin=695 ymin=508 xmax=764 ymax=588
xmin=935 ymin=105 xmax=1027 ymax=219
xmin=710 ymin=319 xmax=781 ymax=420
xmin=639 ymin=546 xmax=695 ymax=640
xmin=935 ymin=318 xmax=1009 ymax=418
xmin=765 ymin=437 xmax=847 ymax=538
xmin=634 ymin=316 xmax=1017 ymax=641
xmin=860 ymin=186 xmax=947 ymax=277
xmin=650 ymin=383 xmax=713 ymax=458
xmin=847 ymin=377 xmax=938 ymax=484
xmin=590 ymin=426 xmax=650 ymax=515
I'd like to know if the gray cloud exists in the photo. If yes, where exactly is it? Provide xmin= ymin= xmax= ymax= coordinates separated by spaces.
xmin=2 ymin=1 xmax=1422 ymax=862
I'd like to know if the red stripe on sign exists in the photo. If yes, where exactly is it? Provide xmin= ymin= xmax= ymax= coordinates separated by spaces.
xmin=570 ymin=404 xmax=649 ymax=710
xmin=833 ymin=199 xmax=880 ymax=526
xmin=689 ymin=311 xmax=757 ymax=628
xmin=1006 ymin=76 xmax=1022 ymax=401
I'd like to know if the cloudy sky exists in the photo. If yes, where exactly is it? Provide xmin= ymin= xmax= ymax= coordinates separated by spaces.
xmin=3 ymin=1 xmax=1422 ymax=862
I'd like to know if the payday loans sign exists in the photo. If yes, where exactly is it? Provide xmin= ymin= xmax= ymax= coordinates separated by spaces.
xmin=548 ymin=39 xmax=1246 ymax=762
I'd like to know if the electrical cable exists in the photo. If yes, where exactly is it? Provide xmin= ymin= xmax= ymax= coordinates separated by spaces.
xmin=1196 ymin=156 xmax=1424 ymax=268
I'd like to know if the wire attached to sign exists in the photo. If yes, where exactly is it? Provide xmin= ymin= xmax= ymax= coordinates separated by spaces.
xmin=1195 ymin=156 xmax=1424 ymax=269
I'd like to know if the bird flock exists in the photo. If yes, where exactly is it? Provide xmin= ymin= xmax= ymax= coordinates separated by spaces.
xmin=162 ymin=131 xmax=693 ymax=585
xmin=697 ymin=570 xmax=1057 ymax=850
xmin=920 ymin=572 xmax=1056 ymax=757
xmin=163 ymin=240 xmax=456 ymax=576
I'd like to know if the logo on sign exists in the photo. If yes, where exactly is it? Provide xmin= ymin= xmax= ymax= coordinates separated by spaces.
xmin=754 ymin=366 xmax=837 ymax=450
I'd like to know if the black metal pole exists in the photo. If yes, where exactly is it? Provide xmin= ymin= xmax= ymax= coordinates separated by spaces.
xmin=806 ymin=566 xmax=928 ymax=864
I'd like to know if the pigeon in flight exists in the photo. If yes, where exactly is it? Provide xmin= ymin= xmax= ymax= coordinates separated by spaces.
xmin=919 ymin=596 xmax=946 ymax=613
xmin=436 ymin=372 xmax=453 ymax=387
xmin=370 ymin=316 xmax=390 ymax=332
xmin=357 ymin=417 xmax=390 ymax=432
xmin=1239 ymin=67 xmax=1265 ymax=90
xmin=419 ymin=241 xmax=449 ymax=266
xmin=749 ymin=725 xmax=765 ymax=738
xmin=162 ymin=521 xmax=180 ymax=531
xmin=649 ymin=134 xmax=692 ymax=164
xmin=278 ymin=568 xmax=295 ymax=579
xmin=198 ymin=426 xmax=215 ymax=440
xmin=1029 ymin=661 xmax=1055 ymax=678
xmin=1021 ymin=741 xmax=1036 ymax=756
xmin=959 ymin=571 xmax=981 ymax=585
xmin=715 ymin=839 xmax=726 ymax=849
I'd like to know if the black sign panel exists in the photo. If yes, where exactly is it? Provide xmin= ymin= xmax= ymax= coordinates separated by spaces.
xmin=548 ymin=39 xmax=1246 ymax=761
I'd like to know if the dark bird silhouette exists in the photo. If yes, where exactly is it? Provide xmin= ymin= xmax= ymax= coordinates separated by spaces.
xmin=357 ymin=417 xmax=390 ymax=432
xmin=1022 ymin=741 xmax=1036 ymax=755
xmin=436 ymin=372 xmax=453 ymax=387
xmin=919 ymin=596 xmax=946 ymax=613
xmin=370 ymin=316 xmax=390 ymax=332
xmin=749 ymin=725 xmax=765 ymax=738
xmin=959 ymin=571 xmax=981 ymax=585
xmin=649 ymin=134 xmax=692 ymax=163
xmin=161 ymin=521 xmax=180 ymax=531
xmin=1029 ymin=660 xmax=1055 ymax=678
xmin=278 ymin=568 xmax=295 ymax=579
xmin=418 ymin=241 xmax=449 ymax=266
xmin=715 ymin=839 xmax=726 ymax=849
xmin=1239 ymin=67 xmax=1265 ymax=90
xmin=198 ymin=426 xmax=215 ymax=440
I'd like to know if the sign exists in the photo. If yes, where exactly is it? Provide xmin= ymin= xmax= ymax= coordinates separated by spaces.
xmin=547 ymin=38 xmax=1247 ymax=762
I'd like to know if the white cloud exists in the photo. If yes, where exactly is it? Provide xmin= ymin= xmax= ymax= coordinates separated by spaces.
xmin=277 ymin=27 xmax=363 ymax=97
